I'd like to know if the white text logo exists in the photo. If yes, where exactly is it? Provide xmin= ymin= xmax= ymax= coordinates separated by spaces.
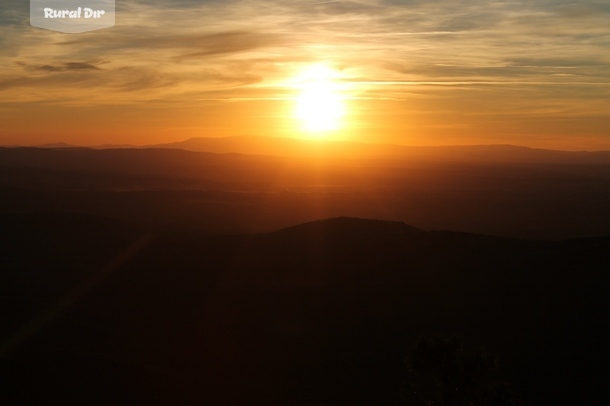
xmin=31 ymin=0 xmax=115 ymax=33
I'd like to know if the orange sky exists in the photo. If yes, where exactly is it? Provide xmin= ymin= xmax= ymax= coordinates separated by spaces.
xmin=1 ymin=1 xmax=610 ymax=150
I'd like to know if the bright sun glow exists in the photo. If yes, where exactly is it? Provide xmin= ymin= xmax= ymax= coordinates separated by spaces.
xmin=294 ymin=64 xmax=346 ymax=135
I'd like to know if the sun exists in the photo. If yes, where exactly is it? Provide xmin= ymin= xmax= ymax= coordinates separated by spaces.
xmin=293 ymin=64 xmax=346 ymax=135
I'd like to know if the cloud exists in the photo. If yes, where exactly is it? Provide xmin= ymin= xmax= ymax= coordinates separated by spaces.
xmin=176 ymin=31 xmax=285 ymax=58
xmin=0 ymin=0 xmax=608 ymax=130
xmin=0 ymin=2 xmax=29 ymax=26
xmin=59 ymin=30 xmax=284 ymax=58
xmin=16 ymin=60 xmax=104 ymax=72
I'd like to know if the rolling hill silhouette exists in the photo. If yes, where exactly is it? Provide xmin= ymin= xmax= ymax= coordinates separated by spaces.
xmin=2 ymin=146 xmax=610 ymax=239
xmin=1 ymin=214 xmax=608 ymax=405
xmin=11 ymin=135 xmax=610 ymax=163
xmin=146 ymin=135 xmax=610 ymax=164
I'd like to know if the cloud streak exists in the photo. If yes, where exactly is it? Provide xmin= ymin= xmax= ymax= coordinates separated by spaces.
xmin=16 ymin=60 xmax=104 ymax=72
xmin=0 ymin=0 xmax=609 ymax=147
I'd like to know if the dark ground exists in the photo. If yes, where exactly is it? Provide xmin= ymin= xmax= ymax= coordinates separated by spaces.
xmin=1 ymin=146 xmax=609 ymax=404
xmin=1 ymin=214 xmax=609 ymax=405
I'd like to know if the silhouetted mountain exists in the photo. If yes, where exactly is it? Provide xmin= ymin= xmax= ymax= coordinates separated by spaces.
xmin=9 ymin=136 xmax=610 ymax=165
xmin=146 ymin=135 xmax=610 ymax=164
xmin=2 ymin=146 xmax=610 ymax=239
xmin=271 ymin=217 xmax=422 ymax=242
xmin=91 ymin=143 xmax=140 ymax=149
xmin=0 ymin=146 xmax=287 ymax=190
xmin=36 ymin=142 xmax=81 ymax=148
xmin=1 ymin=215 xmax=608 ymax=405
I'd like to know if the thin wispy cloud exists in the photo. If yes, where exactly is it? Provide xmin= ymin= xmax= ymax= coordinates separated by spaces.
xmin=0 ymin=0 xmax=608 ymax=147
xmin=16 ymin=60 xmax=104 ymax=72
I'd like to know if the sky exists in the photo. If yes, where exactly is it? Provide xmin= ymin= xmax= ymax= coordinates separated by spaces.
xmin=1 ymin=0 xmax=609 ymax=149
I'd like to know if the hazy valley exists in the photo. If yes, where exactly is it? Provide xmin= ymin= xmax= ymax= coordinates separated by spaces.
xmin=2 ymin=137 xmax=610 ymax=239
xmin=1 ymin=137 xmax=610 ymax=405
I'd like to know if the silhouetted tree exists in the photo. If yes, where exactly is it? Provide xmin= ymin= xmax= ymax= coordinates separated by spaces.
xmin=402 ymin=337 xmax=520 ymax=406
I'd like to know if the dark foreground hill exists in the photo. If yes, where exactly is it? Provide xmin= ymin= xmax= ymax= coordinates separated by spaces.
xmin=1 ymin=215 xmax=609 ymax=405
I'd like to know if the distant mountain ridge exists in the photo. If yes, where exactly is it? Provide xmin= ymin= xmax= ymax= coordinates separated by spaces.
xmin=271 ymin=217 xmax=423 ymax=242
xmin=2 ymin=144 xmax=610 ymax=239
xmin=11 ymin=135 xmax=610 ymax=164
xmin=143 ymin=136 xmax=610 ymax=164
